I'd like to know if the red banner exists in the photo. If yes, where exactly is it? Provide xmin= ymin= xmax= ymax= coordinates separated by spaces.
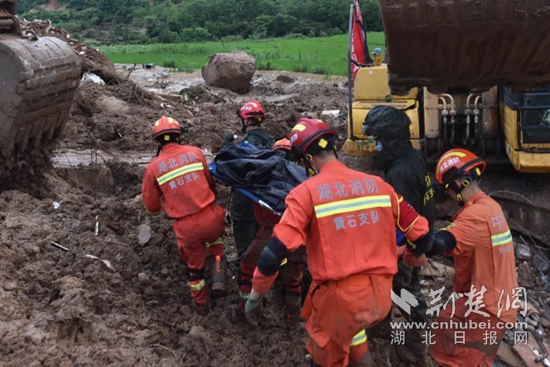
xmin=351 ymin=0 xmax=366 ymax=80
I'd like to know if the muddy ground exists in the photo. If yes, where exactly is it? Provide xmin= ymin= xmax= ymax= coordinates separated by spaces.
xmin=2 ymin=57 xmax=550 ymax=367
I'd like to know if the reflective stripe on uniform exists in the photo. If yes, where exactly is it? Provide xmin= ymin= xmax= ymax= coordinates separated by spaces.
xmin=206 ymin=237 xmax=224 ymax=247
xmin=492 ymin=229 xmax=512 ymax=247
xmin=145 ymin=207 xmax=162 ymax=215
xmin=157 ymin=162 xmax=203 ymax=185
xmin=189 ymin=279 xmax=206 ymax=291
xmin=314 ymin=195 xmax=391 ymax=218
xmin=350 ymin=329 xmax=367 ymax=346
xmin=280 ymin=258 xmax=288 ymax=266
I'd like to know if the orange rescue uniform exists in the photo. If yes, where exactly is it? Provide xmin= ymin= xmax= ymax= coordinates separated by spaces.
xmin=238 ymin=203 xmax=306 ymax=314
xmin=142 ymin=143 xmax=226 ymax=306
xmin=252 ymin=161 xmax=430 ymax=367
xmin=429 ymin=191 xmax=518 ymax=367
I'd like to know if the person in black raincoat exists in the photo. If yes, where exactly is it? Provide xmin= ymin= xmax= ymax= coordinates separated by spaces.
xmin=363 ymin=105 xmax=436 ymax=363
xmin=221 ymin=101 xmax=275 ymax=265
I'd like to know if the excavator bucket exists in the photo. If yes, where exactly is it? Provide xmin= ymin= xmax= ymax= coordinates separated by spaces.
xmin=0 ymin=0 xmax=81 ymax=168
xmin=380 ymin=0 xmax=550 ymax=95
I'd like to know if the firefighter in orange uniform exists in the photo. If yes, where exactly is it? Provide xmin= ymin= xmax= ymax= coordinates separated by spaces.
xmin=142 ymin=116 xmax=227 ymax=317
xmin=245 ymin=118 xmax=433 ymax=367
xmin=237 ymin=138 xmax=306 ymax=326
xmin=424 ymin=148 xmax=518 ymax=367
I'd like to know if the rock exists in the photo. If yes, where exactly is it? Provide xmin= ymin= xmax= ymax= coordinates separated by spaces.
xmin=96 ymin=96 xmax=129 ymax=115
xmin=161 ymin=267 xmax=168 ymax=275
xmin=82 ymin=72 xmax=105 ymax=85
xmin=137 ymin=272 xmax=151 ymax=286
xmin=201 ymin=51 xmax=256 ymax=94
xmin=516 ymin=242 xmax=532 ymax=261
xmin=137 ymin=224 xmax=151 ymax=245
xmin=189 ymin=325 xmax=206 ymax=339
xmin=276 ymin=74 xmax=295 ymax=83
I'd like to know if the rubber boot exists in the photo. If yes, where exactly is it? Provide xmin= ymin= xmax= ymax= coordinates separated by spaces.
xmin=348 ymin=349 xmax=375 ymax=367
xmin=405 ymin=328 xmax=428 ymax=358
xmin=192 ymin=300 xmax=211 ymax=317
xmin=211 ymin=255 xmax=227 ymax=298
xmin=284 ymin=291 xmax=302 ymax=327
xmin=238 ymin=292 xmax=249 ymax=312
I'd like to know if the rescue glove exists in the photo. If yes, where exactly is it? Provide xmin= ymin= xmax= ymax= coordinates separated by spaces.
xmin=245 ymin=289 xmax=263 ymax=313
xmin=398 ymin=245 xmax=427 ymax=268
xmin=403 ymin=249 xmax=427 ymax=268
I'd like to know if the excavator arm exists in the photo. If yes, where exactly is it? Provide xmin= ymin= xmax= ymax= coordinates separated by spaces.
xmin=380 ymin=0 xmax=550 ymax=96
xmin=0 ymin=0 xmax=81 ymax=168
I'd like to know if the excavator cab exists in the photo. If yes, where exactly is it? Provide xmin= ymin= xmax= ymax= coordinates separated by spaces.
xmin=343 ymin=0 xmax=550 ymax=173
xmin=0 ymin=0 xmax=81 ymax=168
xmin=500 ymin=88 xmax=550 ymax=172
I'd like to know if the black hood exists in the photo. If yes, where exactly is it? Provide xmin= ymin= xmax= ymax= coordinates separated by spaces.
xmin=364 ymin=105 xmax=414 ymax=168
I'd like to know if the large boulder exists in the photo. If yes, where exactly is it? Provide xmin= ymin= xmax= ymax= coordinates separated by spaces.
xmin=201 ymin=51 xmax=256 ymax=94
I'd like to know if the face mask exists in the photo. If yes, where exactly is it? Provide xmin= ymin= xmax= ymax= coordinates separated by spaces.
xmin=376 ymin=140 xmax=383 ymax=152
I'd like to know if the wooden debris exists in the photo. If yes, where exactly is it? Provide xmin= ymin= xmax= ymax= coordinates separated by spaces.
xmin=50 ymin=241 xmax=69 ymax=252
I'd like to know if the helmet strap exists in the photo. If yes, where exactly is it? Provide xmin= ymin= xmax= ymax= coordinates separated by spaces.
xmin=448 ymin=174 xmax=475 ymax=206
xmin=303 ymin=153 xmax=317 ymax=176
xmin=156 ymin=142 xmax=162 ymax=157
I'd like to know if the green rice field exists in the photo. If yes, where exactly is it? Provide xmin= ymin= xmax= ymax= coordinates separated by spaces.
xmin=99 ymin=33 xmax=385 ymax=76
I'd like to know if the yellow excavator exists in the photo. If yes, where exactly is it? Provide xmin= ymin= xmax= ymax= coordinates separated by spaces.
xmin=343 ymin=0 xmax=550 ymax=173
xmin=0 ymin=0 xmax=81 ymax=169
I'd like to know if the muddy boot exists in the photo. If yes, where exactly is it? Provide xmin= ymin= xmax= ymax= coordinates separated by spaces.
xmin=238 ymin=292 xmax=249 ymax=313
xmin=348 ymin=349 xmax=375 ymax=367
xmin=192 ymin=300 xmax=211 ymax=317
xmin=366 ymin=312 xmax=392 ymax=341
xmin=211 ymin=255 xmax=227 ymax=298
xmin=273 ymin=281 xmax=286 ymax=308
xmin=245 ymin=297 xmax=266 ymax=327
xmin=405 ymin=328 xmax=428 ymax=358
xmin=284 ymin=291 xmax=302 ymax=327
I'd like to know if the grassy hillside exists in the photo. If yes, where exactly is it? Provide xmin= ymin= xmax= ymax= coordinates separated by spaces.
xmin=100 ymin=33 xmax=386 ymax=76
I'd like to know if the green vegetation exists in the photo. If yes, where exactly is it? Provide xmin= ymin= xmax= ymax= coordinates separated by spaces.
xmin=19 ymin=0 xmax=383 ymax=44
xmin=99 ymin=33 xmax=385 ymax=76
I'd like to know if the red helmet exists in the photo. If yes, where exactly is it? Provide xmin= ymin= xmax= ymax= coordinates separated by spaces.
xmin=289 ymin=118 xmax=337 ymax=156
xmin=152 ymin=116 xmax=185 ymax=141
xmin=272 ymin=138 xmax=291 ymax=152
xmin=435 ymin=148 xmax=486 ymax=186
xmin=238 ymin=101 xmax=266 ymax=125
